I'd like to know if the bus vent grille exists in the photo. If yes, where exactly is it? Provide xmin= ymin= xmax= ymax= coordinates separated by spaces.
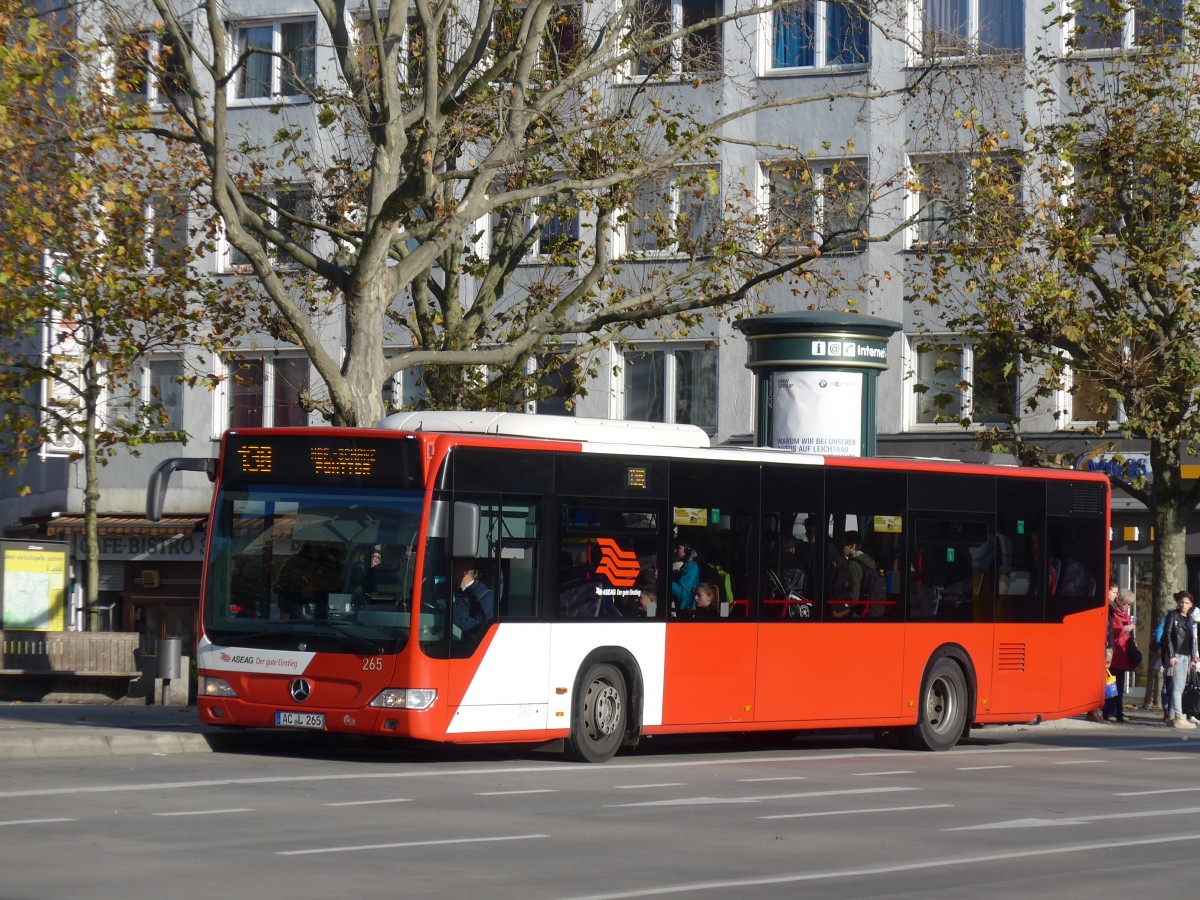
xmin=1049 ymin=482 xmax=1106 ymax=515
xmin=997 ymin=643 xmax=1026 ymax=672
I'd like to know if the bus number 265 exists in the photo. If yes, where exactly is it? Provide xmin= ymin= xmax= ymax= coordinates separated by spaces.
xmin=362 ymin=657 xmax=384 ymax=671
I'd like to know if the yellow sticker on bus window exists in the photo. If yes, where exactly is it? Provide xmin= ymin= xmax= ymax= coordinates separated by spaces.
xmin=674 ymin=507 xmax=707 ymax=527
xmin=874 ymin=515 xmax=903 ymax=533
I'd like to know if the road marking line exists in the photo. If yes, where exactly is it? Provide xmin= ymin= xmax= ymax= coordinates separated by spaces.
xmin=956 ymin=765 xmax=1013 ymax=771
xmin=737 ymin=777 xmax=808 ymax=783
xmin=154 ymin=808 xmax=253 ymax=817
xmin=606 ymin=786 xmax=918 ymax=809
xmin=854 ymin=770 xmax=914 ymax=777
xmin=0 ymin=818 xmax=76 ymax=826
xmin=947 ymin=805 xmax=1200 ymax=831
xmin=760 ymin=803 xmax=952 ymax=820
xmin=476 ymin=789 xmax=557 ymax=796
xmin=557 ymin=833 xmax=1196 ymax=899
xmin=324 ymin=798 xmax=414 ymax=807
xmin=1053 ymin=759 xmax=1104 ymax=765
xmin=1115 ymin=786 xmax=1200 ymax=796
xmin=277 ymin=833 xmax=549 ymax=856
xmin=614 ymin=783 xmax=687 ymax=790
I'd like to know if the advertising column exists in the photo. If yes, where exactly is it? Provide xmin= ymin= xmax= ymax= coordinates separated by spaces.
xmin=734 ymin=311 xmax=900 ymax=456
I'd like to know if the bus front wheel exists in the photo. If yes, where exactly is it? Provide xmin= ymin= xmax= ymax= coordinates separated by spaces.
xmin=901 ymin=657 xmax=969 ymax=752
xmin=565 ymin=663 xmax=627 ymax=763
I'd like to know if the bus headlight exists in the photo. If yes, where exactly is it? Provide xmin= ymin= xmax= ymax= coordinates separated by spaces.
xmin=200 ymin=676 xmax=238 ymax=698
xmin=369 ymin=688 xmax=437 ymax=711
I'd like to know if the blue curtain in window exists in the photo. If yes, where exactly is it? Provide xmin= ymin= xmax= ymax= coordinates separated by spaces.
xmin=773 ymin=2 xmax=814 ymax=68
xmin=826 ymin=2 xmax=869 ymax=65
xmin=978 ymin=0 xmax=1023 ymax=52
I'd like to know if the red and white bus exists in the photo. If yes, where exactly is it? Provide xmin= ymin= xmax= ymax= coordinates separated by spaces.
xmin=148 ymin=411 xmax=1109 ymax=762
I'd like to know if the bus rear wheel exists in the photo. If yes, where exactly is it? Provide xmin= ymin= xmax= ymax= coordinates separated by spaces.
xmin=901 ymin=657 xmax=968 ymax=752
xmin=565 ymin=663 xmax=627 ymax=763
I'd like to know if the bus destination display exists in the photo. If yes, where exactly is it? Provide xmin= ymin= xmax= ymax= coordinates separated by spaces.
xmin=224 ymin=434 xmax=421 ymax=488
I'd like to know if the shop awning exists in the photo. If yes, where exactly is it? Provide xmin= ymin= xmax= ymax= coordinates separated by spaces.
xmin=38 ymin=515 xmax=206 ymax=538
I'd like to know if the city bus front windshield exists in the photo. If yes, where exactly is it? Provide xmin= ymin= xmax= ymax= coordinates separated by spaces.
xmin=203 ymin=484 xmax=425 ymax=654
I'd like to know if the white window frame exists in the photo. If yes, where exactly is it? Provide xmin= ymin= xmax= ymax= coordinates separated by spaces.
xmin=144 ymin=356 xmax=186 ymax=434
xmin=622 ymin=166 xmax=721 ymax=258
xmin=1057 ymin=353 xmax=1126 ymax=430
xmin=766 ymin=1 xmax=871 ymax=72
xmin=907 ymin=336 xmax=1018 ymax=429
xmin=220 ymin=353 xmax=311 ymax=433
xmin=612 ymin=343 xmax=718 ymax=433
xmin=108 ymin=30 xmax=187 ymax=107
xmin=488 ymin=192 xmax=582 ymax=260
xmin=221 ymin=183 xmax=313 ymax=271
xmin=906 ymin=153 xmax=1021 ymax=249
xmin=1063 ymin=0 xmax=1182 ymax=54
xmin=629 ymin=0 xmax=723 ymax=79
xmin=229 ymin=18 xmax=317 ymax=103
xmin=145 ymin=192 xmax=191 ymax=271
xmin=913 ymin=0 xmax=1026 ymax=60
xmin=762 ymin=156 xmax=869 ymax=252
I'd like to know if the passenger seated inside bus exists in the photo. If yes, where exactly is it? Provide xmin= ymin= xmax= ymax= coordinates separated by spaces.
xmin=679 ymin=583 xmax=720 ymax=619
xmin=636 ymin=588 xmax=657 ymax=617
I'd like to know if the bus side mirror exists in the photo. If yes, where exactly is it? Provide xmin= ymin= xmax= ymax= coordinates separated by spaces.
xmin=146 ymin=457 xmax=216 ymax=521
xmin=452 ymin=502 xmax=480 ymax=559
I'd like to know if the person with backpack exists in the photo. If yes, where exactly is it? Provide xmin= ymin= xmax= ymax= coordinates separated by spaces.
xmin=670 ymin=540 xmax=700 ymax=612
xmin=1161 ymin=590 xmax=1198 ymax=729
xmin=831 ymin=531 xmax=879 ymax=619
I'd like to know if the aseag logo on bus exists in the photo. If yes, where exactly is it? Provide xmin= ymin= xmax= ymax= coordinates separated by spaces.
xmin=594 ymin=537 xmax=640 ymax=587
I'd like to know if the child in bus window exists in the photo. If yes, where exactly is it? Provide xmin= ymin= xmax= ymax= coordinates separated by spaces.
xmin=687 ymin=583 xmax=720 ymax=619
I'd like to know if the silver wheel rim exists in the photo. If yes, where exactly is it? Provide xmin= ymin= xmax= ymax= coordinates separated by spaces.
xmin=927 ymin=673 xmax=957 ymax=735
xmin=587 ymin=678 xmax=622 ymax=739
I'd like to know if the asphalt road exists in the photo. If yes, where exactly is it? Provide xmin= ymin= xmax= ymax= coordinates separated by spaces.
xmin=0 ymin=705 xmax=1193 ymax=899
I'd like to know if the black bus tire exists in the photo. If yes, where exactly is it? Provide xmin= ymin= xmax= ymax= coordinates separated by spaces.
xmin=565 ymin=663 xmax=627 ymax=763
xmin=901 ymin=656 xmax=969 ymax=752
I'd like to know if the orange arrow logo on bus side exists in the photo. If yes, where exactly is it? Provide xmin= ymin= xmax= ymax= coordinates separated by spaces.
xmin=594 ymin=537 xmax=640 ymax=588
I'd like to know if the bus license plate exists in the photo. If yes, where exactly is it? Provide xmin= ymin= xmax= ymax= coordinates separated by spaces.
xmin=275 ymin=711 xmax=325 ymax=730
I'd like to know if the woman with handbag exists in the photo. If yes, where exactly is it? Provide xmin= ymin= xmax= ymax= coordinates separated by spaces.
xmin=1105 ymin=587 xmax=1136 ymax=722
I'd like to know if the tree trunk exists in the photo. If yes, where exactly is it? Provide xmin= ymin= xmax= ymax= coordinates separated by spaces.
xmin=1144 ymin=447 xmax=1191 ymax=706
xmin=82 ymin=382 xmax=101 ymax=632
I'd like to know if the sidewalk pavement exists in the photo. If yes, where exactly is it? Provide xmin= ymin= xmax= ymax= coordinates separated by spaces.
xmin=0 ymin=700 xmax=1184 ymax=762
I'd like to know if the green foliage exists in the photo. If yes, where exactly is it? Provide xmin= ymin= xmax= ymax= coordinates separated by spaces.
xmin=908 ymin=0 xmax=1200 ymax=605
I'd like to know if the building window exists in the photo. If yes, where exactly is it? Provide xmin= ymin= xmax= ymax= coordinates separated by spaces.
xmin=527 ymin=355 xmax=579 ymax=415
xmin=911 ymin=339 xmax=1017 ymax=426
xmin=147 ymin=193 xmax=190 ymax=270
xmin=112 ymin=30 xmax=188 ymax=105
xmin=621 ymin=346 xmax=717 ymax=431
xmin=1069 ymin=0 xmax=1181 ymax=52
xmin=227 ymin=356 xmax=310 ymax=428
xmin=225 ymin=185 xmax=313 ymax=270
xmin=636 ymin=0 xmax=722 ymax=77
xmin=625 ymin=167 xmax=721 ymax=256
xmin=491 ymin=191 xmax=581 ymax=259
xmin=921 ymin=0 xmax=1024 ymax=57
xmin=147 ymin=358 xmax=185 ymax=432
xmin=765 ymin=157 xmax=869 ymax=251
xmin=909 ymin=154 xmax=1021 ymax=247
xmin=771 ymin=1 xmax=869 ymax=69
xmin=1062 ymin=361 xmax=1124 ymax=427
xmin=232 ymin=19 xmax=316 ymax=100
